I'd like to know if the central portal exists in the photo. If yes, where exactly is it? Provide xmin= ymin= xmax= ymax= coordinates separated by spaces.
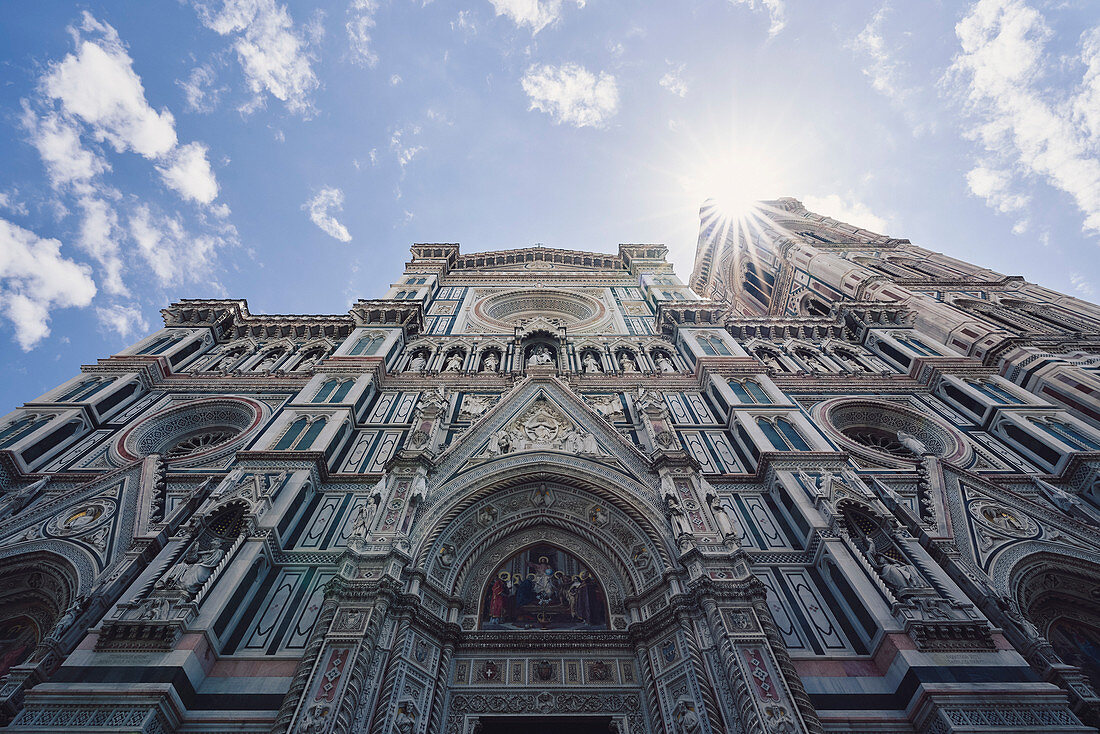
xmin=477 ymin=716 xmax=614 ymax=734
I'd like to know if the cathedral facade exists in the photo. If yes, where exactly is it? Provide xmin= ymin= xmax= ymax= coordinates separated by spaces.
xmin=1 ymin=199 xmax=1100 ymax=733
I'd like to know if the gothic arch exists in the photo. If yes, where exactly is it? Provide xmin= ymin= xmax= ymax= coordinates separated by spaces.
xmin=0 ymin=549 xmax=84 ymax=676
xmin=417 ymin=454 xmax=671 ymax=562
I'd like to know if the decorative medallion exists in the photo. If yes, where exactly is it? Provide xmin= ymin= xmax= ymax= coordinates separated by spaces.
xmin=534 ymin=660 xmax=554 ymax=681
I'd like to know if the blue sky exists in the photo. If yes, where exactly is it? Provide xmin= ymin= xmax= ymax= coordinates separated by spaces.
xmin=1 ymin=0 xmax=1099 ymax=411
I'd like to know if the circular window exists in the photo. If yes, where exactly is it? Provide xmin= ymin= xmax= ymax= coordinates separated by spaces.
xmin=815 ymin=398 xmax=970 ymax=467
xmin=473 ymin=289 xmax=607 ymax=331
xmin=115 ymin=397 xmax=263 ymax=464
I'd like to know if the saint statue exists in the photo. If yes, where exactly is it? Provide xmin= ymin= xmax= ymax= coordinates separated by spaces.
xmin=444 ymin=352 xmax=464 ymax=372
xmin=527 ymin=345 xmax=554 ymax=367
xmin=407 ymin=353 xmax=427 ymax=372
xmin=619 ymin=353 xmax=639 ymax=372
xmin=583 ymin=352 xmax=602 ymax=373
xmin=480 ymin=352 xmax=499 ymax=372
xmin=655 ymin=353 xmax=676 ymax=373
xmin=896 ymin=430 xmax=929 ymax=456
xmin=156 ymin=540 xmax=225 ymax=596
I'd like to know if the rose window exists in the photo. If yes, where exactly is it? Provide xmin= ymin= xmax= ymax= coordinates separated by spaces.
xmin=165 ymin=428 xmax=240 ymax=459
xmin=841 ymin=426 xmax=912 ymax=457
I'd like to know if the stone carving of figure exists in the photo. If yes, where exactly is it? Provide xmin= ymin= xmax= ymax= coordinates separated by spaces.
xmin=587 ymin=395 xmax=623 ymax=420
xmin=297 ymin=703 xmax=329 ymax=734
xmin=867 ymin=538 xmax=925 ymax=596
xmin=665 ymin=494 xmax=693 ymax=537
xmin=708 ymin=493 xmax=736 ymax=539
xmin=481 ymin=351 xmax=499 ymax=372
xmin=564 ymin=430 xmax=584 ymax=453
xmin=672 ymin=700 xmax=700 ymax=734
xmin=393 ymin=702 xmax=417 ymax=734
xmin=527 ymin=345 xmax=554 ymax=367
xmin=460 ymin=394 xmax=493 ymax=420
xmin=255 ymin=350 xmax=282 ymax=372
xmin=796 ymin=469 xmax=821 ymax=497
xmin=583 ymin=352 xmax=602 ymax=374
xmin=444 ymin=352 xmax=464 ymax=372
xmin=156 ymin=540 xmax=225 ymax=596
xmin=488 ymin=429 xmax=514 ymax=456
xmin=136 ymin=596 xmax=169 ymax=621
xmin=1036 ymin=478 xmax=1082 ymax=514
xmin=350 ymin=500 xmax=376 ymax=539
xmin=896 ymin=430 xmax=930 ymax=456
xmin=618 ymin=352 xmax=639 ymax=372
xmin=1 ymin=477 xmax=47 ymax=518
xmin=580 ymin=432 xmax=599 ymax=454
xmin=294 ymin=351 xmax=323 ymax=372
xmin=47 ymin=597 xmax=84 ymax=641
xmin=438 ymin=544 xmax=456 ymax=567
xmin=996 ymin=595 xmax=1041 ymax=639
xmin=654 ymin=353 xmax=676 ymax=373
xmin=407 ymin=352 xmax=427 ymax=372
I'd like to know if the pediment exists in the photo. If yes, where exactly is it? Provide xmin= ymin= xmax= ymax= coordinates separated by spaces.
xmin=432 ymin=377 xmax=653 ymax=487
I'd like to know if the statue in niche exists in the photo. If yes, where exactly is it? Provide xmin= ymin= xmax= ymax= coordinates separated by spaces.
xmin=444 ymin=352 xmax=464 ymax=372
xmin=896 ymin=430 xmax=930 ymax=456
xmin=254 ymin=350 xmax=283 ymax=372
xmin=407 ymin=352 xmax=427 ymax=372
xmin=527 ymin=345 xmax=554 ymax=367
xmin=665 ymin=494 xmax=693 ymax=537
xmin=294 ymin=351 xmax=323 ymax=372
xmin=866 ymin=537 xmax=926 ymax=596
xmin=672 ymin=700 xmax=700 ymax=734
xmin=156 ymin=539 xmax=225 ymax=596
xmin=392 ymin=701 xmax=417 ymax=734
xmin=350 ymin=500 xmax=375 ymax=540
xmin=708 ymin=493 xmax=737 ymax=539
xmin=480 ymin=351 xmax=499 ymax=372
xmin=654 ymin=352 xmax=676 ymax=373
xmin=618 ymin=352 xmax=639 ymax=372
xmin=582 ymin=352 xmax=602 ymax=374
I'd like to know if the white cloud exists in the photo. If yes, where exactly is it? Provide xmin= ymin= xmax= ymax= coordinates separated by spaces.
xmin=77 ymin=195 xmax=127 ymax=296
xmin=304 ymin=187 xmax=353 ymax=242
xmin=157 ymin=142 xmax=220 ymax=205
xmin=452 ymin=10 xmax=476 ymax=34
xmin=195 ymin=0 xmax=320 ymax=116
xmin=728 ymin=0 xmax=785 ymax=38
xmin=802 ymin=194 xmax=889 ymax=233
xmin=96 ymin=303 xmax=149 ymax=340
xmin=521 ymin=63 xmax=619 ymax=129
xmin=1070 ymin=273 xmax=1095 ymax=298
xmin=347 ymin=0 xmax=380 ymax=67
xmin=949 ymin=0 xmax=1100 ymax=233
xmin=129 ymin=205 xmax=223 ymax=286
xmin=852 ymin=4 xmax=908 ymax=102
xmin=487 ymin=0 xmax=584 ymax=34
xmin=178 ymin=64 xmax=225 ymax=113
xmin=1075 ymin=27 xmax=1100 ymax=145
xmin=21 ymin=106 xmax=108 ymax=193
xmin=659 ymin=64 xmax=688 ymax=97
xmin=965 ymin=164 xmax=1030 ymax=214
xmin=0 ymin=217 xmax=97 ymax=350
xmin=390 ymin=127 xmax=425 ymax=168
xmin=0 ymin=191 xmax=29 ymax=217
xmin=43 ymin=12 xmax=177 ymax=159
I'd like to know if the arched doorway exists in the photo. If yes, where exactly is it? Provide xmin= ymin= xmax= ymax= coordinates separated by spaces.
xmin=0 ymin=551 xmax=80 ymax=678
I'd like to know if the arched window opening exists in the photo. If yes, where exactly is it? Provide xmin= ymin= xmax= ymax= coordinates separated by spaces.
xmin=754 ymin=348 xmax=789 ymax=373
xmin=313 ymin=379 xmax=340 ymax=403
xmin=1002 ymin=423 xmax=1061 ymax=468
xmin=896 ymin=335 xmax=936 ymax=356
xmin=481 ymin=544 xmax=608 ymax=631
xmin=330 ymin=380 xmax=354 ymax=403
xmin=967 ymin=379 xmax=1023 ymax=404
xmin=757 ymin=418 xmax=791 ymax=451
xmin=136 ymin=333 xmax=180 ymax=355
xmin=296 ymin=418 xmax=327 ymax=450
xmin=776 ymin=418 xmax=811 ymax=451
xmin=0 ymin=416 xmax=50 ymax=449
xmin=349 ymin=333 xmax=384 ymax=356
xmin=1030 ymin=418 xmax=1100 ymax=451
xmin=57 ymin=378 xmax=111 ymax=402
xmin=274 ymin=417 xmax=308 ymax=450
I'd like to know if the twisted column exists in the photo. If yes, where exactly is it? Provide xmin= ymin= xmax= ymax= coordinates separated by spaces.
xmin=678 ymin=610 xmax=726 ymax=734
xmin=336 ymin=595 xmax=393 ymax=734
xmin=428 ymin=638 xmax=456 ymax=734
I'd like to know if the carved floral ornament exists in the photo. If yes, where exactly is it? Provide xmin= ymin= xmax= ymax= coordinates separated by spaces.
xmin=481 ymin=398 xmax=605 ymax=457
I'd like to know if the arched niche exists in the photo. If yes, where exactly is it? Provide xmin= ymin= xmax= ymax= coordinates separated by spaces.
xmin=1008 ymin=550 xmax=1100 ymax=694
xmin=0 ymin=551 xmax=81 ymax=676
xmin=480 ymin=543 xmax=609 ymax=631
